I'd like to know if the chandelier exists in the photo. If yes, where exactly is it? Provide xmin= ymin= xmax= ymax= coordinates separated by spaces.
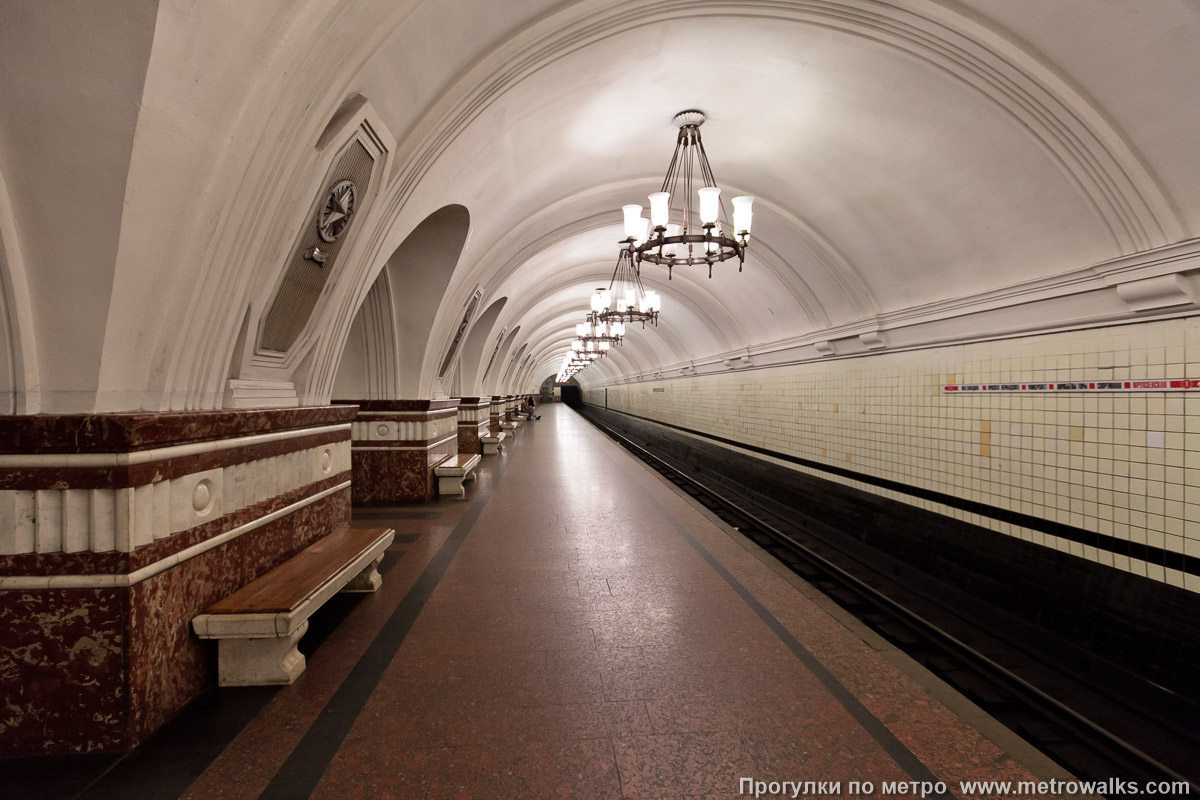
xmin=576 ymin=318 xmax=625 ymax=346
xmin=591 ymin=246 xmax=662 ymax=328
xmin=622 ymin=110 xmax=754 ymax=279
xmin=556 ymin=349 xmax=602 ymax=383
xmin=571 ymin=338 xmax=610 ymax=356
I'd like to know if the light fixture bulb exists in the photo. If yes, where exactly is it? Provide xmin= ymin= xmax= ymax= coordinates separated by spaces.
xmin=635 ymin=216 xmax=651 ymax=247
xmin=610 ymin=321 xmax=626 ymax=336
xmin=663 ymin=224 xmax=681 ymax=257
xmin=698 ymin=187 xmax=721 ymax=224
xmin=648 ymin=192 xmax=670 ymax=227
xmin=732 ymin=195 xmax=754 ymax=235
xmin=576 ymin=322 xmax=588 ymax=337
xmin=622 ymin=204 xmax=644 ymax=239
xmin=592 ymin=289 xmax=611 ymax=313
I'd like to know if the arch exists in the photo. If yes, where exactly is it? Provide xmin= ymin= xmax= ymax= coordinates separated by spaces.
xmin=379 ymin=0 xmax=1180 ymax=260
xmin=0 ymin=167 xmax=40 ymax=414
xmin=375 ymin=204 xmax=471 ymax=396
xmin=484 ymin=326 xmax=522 ymax=396
xmin=332 ymin=267 xmax=398 ymax=399
xmin=456 ymin=296 xmax=507 ymax=395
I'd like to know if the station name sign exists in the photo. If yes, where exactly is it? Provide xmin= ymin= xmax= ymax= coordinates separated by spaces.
xmin=943 ymin=379 xmax=1200 ymax=393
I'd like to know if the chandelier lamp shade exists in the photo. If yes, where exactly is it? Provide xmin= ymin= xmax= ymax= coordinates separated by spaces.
xmin=570 ymin=337 xmax=610 ymax=355
xmin=591 ymin=247 xmax=662 ymax=328
xmin=576 ymin=319 xmax=625 ymax=346
xmin=622 ymin=110 xmax=754 ymax=279
xmin=556 ymin=347 xmax=603 ymax=383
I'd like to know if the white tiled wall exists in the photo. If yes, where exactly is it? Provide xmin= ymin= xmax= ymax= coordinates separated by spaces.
xmin=585 ymin=317 xmax=1200 ymax=593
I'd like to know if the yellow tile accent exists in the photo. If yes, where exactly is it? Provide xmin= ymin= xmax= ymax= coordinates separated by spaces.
xmin=979 ymin=420 xmax=991 ymax=434
xmin=833 ymin=404 xmax=839 ymax=413
xmin=821 ymin=448 xmax=827 ymax=457
xmin=946 ymin=374 xmax=956 ymax=384
xmin=845 ymin=453 xmax=852 ymax=462
xmin=1070 ymin=426 xmax=1085 ymax=442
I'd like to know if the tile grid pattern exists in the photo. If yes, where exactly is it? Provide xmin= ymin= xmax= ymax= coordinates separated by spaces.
xmin=586 ymin=317 xmax=1200 ymax=592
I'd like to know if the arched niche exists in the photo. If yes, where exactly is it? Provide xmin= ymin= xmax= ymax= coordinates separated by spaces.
xmin=380 ymin=204 xmax=470 ymax=397
xmin=0 ymin=167 xmax=39 ymax=415
xmin=484 ymin=326 xmax=521 ymax=396
xmin=322 ymin=204 xmax=470 ymax=401
xmin=332 ymin=267 xmax=397 ymax=399
xmin=455 ymin=296 xmax=507 ymax=395
xmin=0 ymin=229 xmax=17 ymax=415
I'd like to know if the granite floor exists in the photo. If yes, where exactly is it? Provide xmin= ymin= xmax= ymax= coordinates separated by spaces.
xmin=10 ymin=403 xmax=1063 ymax=799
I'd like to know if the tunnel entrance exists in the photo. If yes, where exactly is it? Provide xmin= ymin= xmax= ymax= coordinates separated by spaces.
xmin=560 ymin=384 xmax=581 ymax=407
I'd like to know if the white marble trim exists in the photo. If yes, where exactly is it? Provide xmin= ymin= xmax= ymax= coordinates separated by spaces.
xmin=354 ymin=410 xmax=457 ymax=418
xmin=349 ymin=433 xmax=458 ymax=451
xmin=0 ymin=480 xmax=351 ymax=590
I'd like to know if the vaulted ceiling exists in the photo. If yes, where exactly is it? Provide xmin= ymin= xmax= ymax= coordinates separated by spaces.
xmin=1 ymin=0 xmax=1197 ymax=412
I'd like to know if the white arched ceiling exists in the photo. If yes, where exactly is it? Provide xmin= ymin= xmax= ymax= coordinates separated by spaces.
xmin=4 ymin=0 xmax=1198 ymax=411
xmin=364 ymin=0 xmax=1194 ymax=396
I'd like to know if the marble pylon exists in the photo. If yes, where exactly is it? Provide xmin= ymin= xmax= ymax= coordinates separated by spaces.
xmin=0 ymin=405 xmax=356 ymax=754
xmin=339 ymin=399 xmax=459 ymax=504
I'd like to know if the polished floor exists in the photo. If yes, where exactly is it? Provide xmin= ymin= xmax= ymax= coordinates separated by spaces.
xmin=13 ymin=403 xmax=1064 ymax=799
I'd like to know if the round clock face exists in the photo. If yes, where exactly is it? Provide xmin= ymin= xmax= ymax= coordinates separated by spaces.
xmin=318 ymin=180 xmax=356 ymax=242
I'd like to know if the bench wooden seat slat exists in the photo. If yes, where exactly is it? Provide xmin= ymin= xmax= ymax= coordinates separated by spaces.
xmin=205 ymin=527 xmax=392 ymax=615
xmin=193 ymin=525 xmax=393 ymax=686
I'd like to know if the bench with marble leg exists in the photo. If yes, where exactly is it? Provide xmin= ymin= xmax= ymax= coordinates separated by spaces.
xmin=481 ymin=431 xmax=507 ymax=454
xmin=192 ymin=526 xmax=394 ymax=686
xmin=434 ymin=452 xmax=481 ymax=498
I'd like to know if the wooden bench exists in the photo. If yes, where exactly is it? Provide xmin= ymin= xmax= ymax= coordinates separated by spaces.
xmin=192 ymin=526 xmax=394 ymax=686
xmin=481 ymin=431 xmax=506 ymax=454
xmin=434 ymin=453 xmax=481 ymax=498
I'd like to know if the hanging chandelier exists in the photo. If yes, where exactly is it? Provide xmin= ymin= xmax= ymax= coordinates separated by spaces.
xmin=576 ymin=318 xmax=625 ymax=346
xmin=556 ymin=349 xmax=601 ymax=383
xmin=570 ymin=338 xmax=610 ymax=357
xmin=591 ymin=245 xmax=662 ymax=329
xmin=621 ymin=110 xmax=754 ymax=279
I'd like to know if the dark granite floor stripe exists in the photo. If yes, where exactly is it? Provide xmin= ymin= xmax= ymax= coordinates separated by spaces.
xmin=612 ymin=432 xmax=953 ymax=797
xmin=257 ymin=457 xmax=511 ymax=800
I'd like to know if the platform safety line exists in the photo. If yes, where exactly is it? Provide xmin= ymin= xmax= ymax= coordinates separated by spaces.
xmin=601 ymin=423 xmax=954 ymax=798
xmin=256 ymin=448 xmax=515 ymax=800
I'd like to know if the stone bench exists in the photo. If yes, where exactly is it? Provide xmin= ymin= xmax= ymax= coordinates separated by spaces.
xmin=481 ymin=431 xmax=507 ymax=454
xmin=434 ymin=452 xmax=481 ymax=498
xmin=500 ymin=420 xmax=520 ymax=433
xmin=192 ymin=526 xmax=394 ymax=686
